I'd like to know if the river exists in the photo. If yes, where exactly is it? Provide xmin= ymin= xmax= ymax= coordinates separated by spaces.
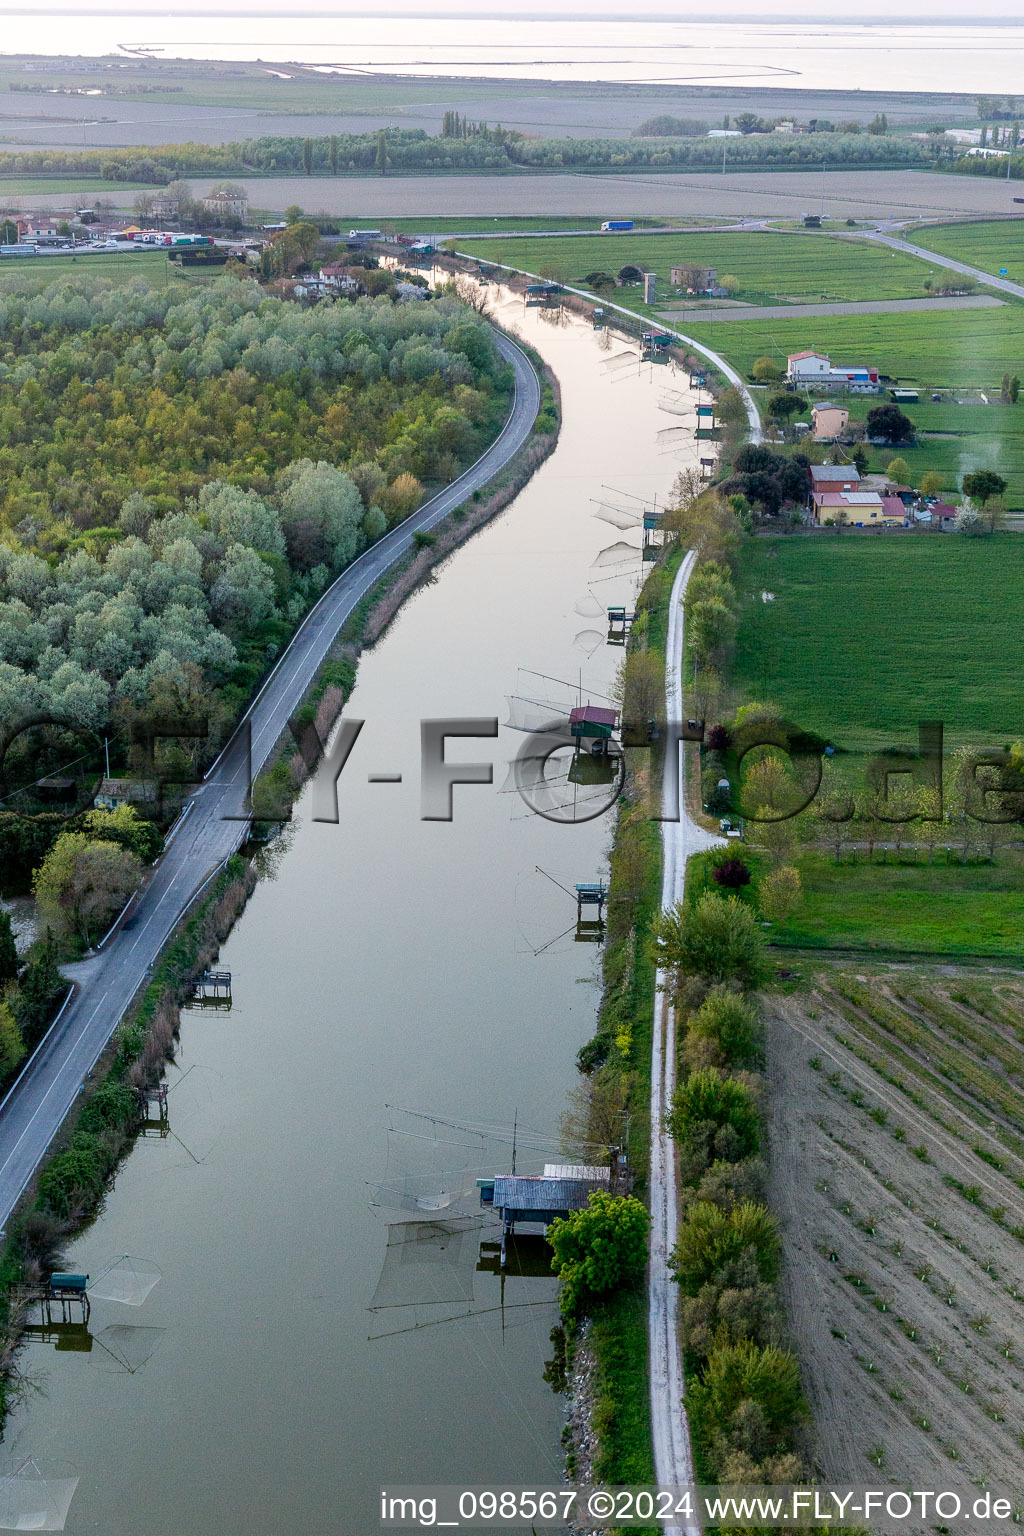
xmin=1 ymin=287 xmax=697 ymax=1534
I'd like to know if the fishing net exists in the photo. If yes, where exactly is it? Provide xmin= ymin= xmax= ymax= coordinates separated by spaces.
xmin=574 ymin=592 xmax=605 ymax=619
xmin=368 ymin=1108 xmax=492 ymax=1216
xmin=591 ymin=540 xmax=640 ymax=569
xmin=656 ymin=425 xmax=689 ymax=443
xmin=369 ymin=1219 xmax=478 ymax=1311
xmin=0 ymin=1463 xmax=78 ymax=1531
xmin=658 ymin=389 xmax=690 ymax=415
xmin=601 ymin=350 xmax=637 ymax=371
xmin=91 ymin=1325 xmax=166 ymax=1374
xmin=503 ymin=695 xmax=568 ymax=736
xmin=89 ymin=1256 xmax=161 ymax=1307
xmin=572 ymin=630 xmax=605 ymax=658
xmin=592 ymin=502 xmax=642 ymax=530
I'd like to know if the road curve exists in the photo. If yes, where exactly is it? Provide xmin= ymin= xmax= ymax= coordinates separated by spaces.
xmin=457 ymin=250 xmax=763 ymax=445
xmin=0 ymin=327 xmax=541 ymax=1231
xmin=649 ymin=550 xmax=722 ymax=1534
xmin=855 ymin=230 xmax=1024 ymax=302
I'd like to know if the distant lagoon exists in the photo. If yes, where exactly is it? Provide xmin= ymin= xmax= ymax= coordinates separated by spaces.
xmin=2 ymin=15 xmax=1024 ymax=94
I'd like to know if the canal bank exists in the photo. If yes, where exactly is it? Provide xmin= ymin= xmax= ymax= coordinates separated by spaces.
xmin=1 ymin=284 xmax=701 ymax=1533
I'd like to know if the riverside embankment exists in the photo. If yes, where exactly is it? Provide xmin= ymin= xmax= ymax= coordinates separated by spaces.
xmin=1 ymin=285 xmax=700 ymax=1533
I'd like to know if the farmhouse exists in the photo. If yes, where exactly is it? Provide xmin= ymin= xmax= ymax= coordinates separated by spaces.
xmin=813 ymin=490 xmax=886 ymax=526
xmin=670 ymin=264 xmax=717 ymax=291
xmin=202 ymin=191 xmax=248 ymax=221
xmin=808 ymin=463 xmax=861 ymax=495
xmin=319 ymin=262 xmax=362 ymax=294
xmin=787 ymin=350 xmax=880 ymax=393
xmin=810 ymin=402 xmax=848 ymax=441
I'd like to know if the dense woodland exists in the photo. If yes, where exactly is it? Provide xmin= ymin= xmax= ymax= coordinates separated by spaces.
xmin=0 ymin=272 xmax=510 ymax=764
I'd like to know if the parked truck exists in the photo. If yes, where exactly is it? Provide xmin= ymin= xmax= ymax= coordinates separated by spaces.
xmin=601 ymin=220 xmax=634 ymax=232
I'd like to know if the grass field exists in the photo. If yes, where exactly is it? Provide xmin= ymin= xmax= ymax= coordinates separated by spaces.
xmin=837 ymin=394 xmax=1024 ymax=502
xmin=0 ymin=177 xmax=156 ymax=198
xmin=732 ymin=535 xmax=1024 ymax=747
xmin=908 ymin=218 xmax=1024 ymax=283
xmin=465 ymin=230 xmax=940 ymax=304
xmin=770 ymin=853 xmax=1024 ymax=957
xmin=0 ymin=250 xmax=213 ymax=287
xmin=681 ymin=300 xmax=1024 ymax=388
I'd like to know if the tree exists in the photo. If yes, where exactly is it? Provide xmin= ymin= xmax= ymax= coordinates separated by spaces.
xmin=962 ymin=469 xmax=1007 ymax=505
xmin=919 ymin=470 xmax=945 ymax=499
xmin=548 ymin=1191 xmax=648 ymax=1318
xmin=718 ymin=274 xmax=740 ymax=296
xmin=79 ymin=805 xmax=162 ymax=864
xmin=734 ymin=112 xmax=763 ymax=135
xmin=884 ymin=455 xmax=910 ymax=485
xmin=670 ymin=1067 xmax=761 ymax=1156
xmin=0 ymin=219 xmax=17 ymax=244
xmin=758 ymin=865 xmax=802 ymax=925
xmin=766 ymin=392 xmax=807 ymax=423
xmin=302 ymin=137 xmax=313 ymax=175
xmin=712 ymin=857 xmax=752 ymax=892
xmin=33 ymin=831 xmax=142 ymax=948
xmin=0 ymin=911 xmax=17 ymax=985
xmin=376 ymin=129 xmax=390 ymax=176
xmin=672 ymin=1201 xmax=779 ymax=1291
xmin=752 ymin=357 xmax=782 ymax=384
xmin=653 ymin=893 xmax=766 ymax=988
xmin=0 ymin=1000 xmax=25 ymax=1081
xmin=688 ymin=595 xmax=738 ymax=668
xmin=1011 ymin=376 xmax=1021 ymax=404
xmin=284 ymin=204 xmax=304 ymax=224
xmin=687 ymin=986 xmax=759 ymax=1067
xmin=866 ymin=403 xmax=916 ymax=443
xmin=329 ymin=135 xmax=339 ymax=175
xmin=691 ymin=1338 xmax=804 ymax=1441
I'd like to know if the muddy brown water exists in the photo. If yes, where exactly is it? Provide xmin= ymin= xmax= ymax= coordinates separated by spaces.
xmin=2 ymin=290 xmax=697 ymax=1533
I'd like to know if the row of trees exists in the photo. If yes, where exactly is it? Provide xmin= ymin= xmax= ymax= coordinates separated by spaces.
xmin=652 ymin=895 xmax=808 ymax=1481
xmin=0 ymin=128 xmax=935 ymax=187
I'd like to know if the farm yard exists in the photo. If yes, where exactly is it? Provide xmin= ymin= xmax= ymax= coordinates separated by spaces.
xmin=462 ymin=229 xmax=941 ymax=306
xmin=732 ymin=537 xmax=1024 ymax=747
xmin=766 ymin=972 xmax=1024 ymax=1514
xmin=908 ymin=218 xmax=1024 ymax=284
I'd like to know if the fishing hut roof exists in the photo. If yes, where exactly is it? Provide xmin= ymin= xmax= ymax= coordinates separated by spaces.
xmin=569 ymin=705 xmax=617 ymax=730
xmin=492 ymin=1174 xmax=605 ymax=1214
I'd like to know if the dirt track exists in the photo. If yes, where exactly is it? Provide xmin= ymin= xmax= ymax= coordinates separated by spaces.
xmin=765 ymin=976 xmax=1024 ymax=1529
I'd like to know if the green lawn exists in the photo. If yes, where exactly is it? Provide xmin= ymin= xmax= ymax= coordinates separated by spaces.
xmin=0 ymin=177 xmax=156 ymax=197
xmin=908 ymin=218 xmax=1024 ymax=284
xmin=769 ymin=852 xmax=1024 ymax=958
xmin=466 ymin=230 xmax=940 ymax=304
xmin=732 ymin=536 xmax=1024 ymax=748
xmin=681 ymin=301 xmax=1024 ymax=389
xmin=0 ymin=250 xmax=214 ymax=287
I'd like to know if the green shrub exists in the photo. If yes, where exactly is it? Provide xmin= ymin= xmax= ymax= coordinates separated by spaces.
xmin=672 ymin=1200 xmax=779 ymax=1293
xmin=670 ymin=1067 xmax=760 ymax=1158
xmin=549 ymin=1191 xmax=649 ymax=1319
xmin=688 ymin=988 xmax=759 ymax=1068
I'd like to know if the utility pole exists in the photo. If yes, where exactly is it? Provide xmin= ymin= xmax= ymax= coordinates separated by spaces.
xmin=104 ymin=737 xmax=111 ymax=779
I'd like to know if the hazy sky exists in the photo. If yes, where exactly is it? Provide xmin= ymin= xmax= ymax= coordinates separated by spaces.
xmin=8 ymin=0 xmax=1024 ymax=16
